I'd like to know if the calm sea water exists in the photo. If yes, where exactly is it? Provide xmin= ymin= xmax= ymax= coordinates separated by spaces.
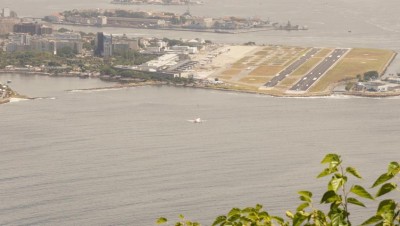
xmin=1 ymin=74 xmax=399 ymax=225
xmin=0 ymin=0 xmax=400 ymax=225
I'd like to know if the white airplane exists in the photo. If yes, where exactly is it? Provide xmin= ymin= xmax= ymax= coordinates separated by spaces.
xmin=187 ymin=118 xmax=206 ymax=123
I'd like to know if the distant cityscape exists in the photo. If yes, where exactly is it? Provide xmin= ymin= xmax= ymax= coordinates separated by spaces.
xmin=43 ymin=9 xmax=307 ymax=33
xmin=1 ymin=7 xmax=399 ymax=99
xmin=0 ymin=8 xmax=212 ymax=82
xmin=110 ymin=0 xmax=204 ymax=5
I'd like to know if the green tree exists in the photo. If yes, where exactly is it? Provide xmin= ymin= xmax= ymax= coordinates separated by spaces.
xmin=57 ymin=46 xmax=76 ymax=58
xmin=57 ymin=28 xmax=71 ymax=33
xmin=363 ymin=71 xmax=379 ymax=81
xmin=157 ymin=154 xmax=399 ymax=226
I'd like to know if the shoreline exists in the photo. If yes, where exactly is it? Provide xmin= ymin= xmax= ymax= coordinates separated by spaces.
xmin=2 ymin=72 xmax=400 ymax=102
xmin=66 ymin=79 xmax=400 ymax=99
xmin=51 ymin=23 xmax=304 ymax=34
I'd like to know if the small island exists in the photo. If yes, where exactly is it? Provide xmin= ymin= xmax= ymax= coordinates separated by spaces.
xmin=0 ymin=82 xmax=27 ymax=104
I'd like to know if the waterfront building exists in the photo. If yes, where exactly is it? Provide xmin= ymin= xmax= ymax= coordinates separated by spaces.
xmin=112 ymin=35 xmax=140 ymax=51
xmin=97 ymin=16 xmax=107 ymax=26
xmin=5 ymin=33 xmax=32 ymax=52
xmin=140 ymin=53 xmax=179 ymax=71
xmin=52 ymin=32 xmax=81 ymax=41
xmin=145 ymin=46 xmax=162 ymax=53
xmin=107 ymin=17 xmax=165 ymax=28
xmin=9 ymin=33 xmax=31 ymax=45
xmin=95 ymin=32 xmax=113 ymax=57
xmin=14 ymin=22 xmax=53 ymax=35
xmin=168 ymin=45 xmax=198 ymax=54
xmin=112 ymin=43 xmax=130 ymax=54
xmin=30 ymin=38 xmax=56 ymax=54
xmin=55 ymin=41 xmax=83 ymax=54
xmin=40 ymin=25 xmax=53 ymax=35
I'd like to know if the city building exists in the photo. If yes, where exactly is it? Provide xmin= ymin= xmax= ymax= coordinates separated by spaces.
xmin=106 ymin=17 xmax=166 ymax=28
xmin=4 ymin=33 xmax=32 ymax=52
xmin=2 ymin=8 xmax=10 ymax=17
xmin=112 ymin=35 xmax=140 ymax=52
xmin=97 ymin=16 xmax=107 ymax=26
xmin=140 ymin=53 xmax=179 ymax=71
xmin=168 ymin=45 xmax=198 ymax=54
xmin=0 ymin=18 xmax=19 ymax=35
xmin=30 ymin=38 xmax=56 ymax=54
xmin=52 ymin=32 xmax=81 ymax=41
xmin=14 ymin=22 xmax=53 ymax=35
xmin=95 ymin=32 xmax=113 ymax=57
xmin=55 ymin=41 xmax=83 ymax=54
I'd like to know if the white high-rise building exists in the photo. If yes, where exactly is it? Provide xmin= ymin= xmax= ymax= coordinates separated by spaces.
xmin=2 ymin=8 xmax=10 ymax=17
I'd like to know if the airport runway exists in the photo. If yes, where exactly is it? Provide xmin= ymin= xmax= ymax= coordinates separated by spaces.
xmin=289 ymin=48 xmax=349 ymax=92
xmin=264 ymin=48 xmax=320 ymax=88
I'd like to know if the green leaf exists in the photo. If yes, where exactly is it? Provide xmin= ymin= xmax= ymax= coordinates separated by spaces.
xmin=331 ymin=212 xmax=348 ymax=226
xmin=227 ymin=208 xmax=241 ymax=218
xmin=318 ymin=168 xmax=333 ymax=178
xmin=350 ymin=185 xmax=374 ymax=200
xmin=315 ymin=210 xmax=327 ymax=224
xmin=297 ymin=202 xmax=309 ymax=211
xmin=247 ymin=212 xmax=258 ymax=221
xmin=212 ymin=216 xmax=227 ymax=226
xmin=271 ymin=216 xmax=284 ymax=224
xmin=347 ymin=197 xmax=366 ymax=207
xmin=361 ymin=215 xmax=383 ymax=225
xmin=372 ymin=173 xmax=394 ymax=188
xmin=329 ymin=177 xmax=345 ymax=192
xmin=240 ymin=216 xmax=253 ymax=224
xmin=298 ymin=191 xmax=312 ymax=202
xmin=258 ymin=211 xmax=269 ymax=219
xmin=227 ymin=214 xmax=240 ymax=222
xmin=179 ymin=214 xmax=185 ymax=220
xmin=156 ymin=217 xmax=168 ymax=224
xmin=293 ymin=212 xmax=307 ymax=226
xmin=321 ymin=190 xmax=340 ymax=204
xmin=255 ymin=204 xmax=263 ymax=211
xmin=241 ymin=207 xmax=254 ymax=214
xmin=321 ymin=154 xmax=340 ymax=164
xmin=346 ymin=167 xmax=362 ymax=179
xmin=300 ymin=196 xmax=312 ymax=203
xmin=298 ymin=191 xmax=313 ymax=199
xmin=376 ymin=183 xmax=397 ymax=197
xmin=387 ymin=162 xmax=400 ymax=175
xmin=286 ymin=211 xmax=294 ymax=219
xmin=377 ymin=199 xmax=396 ymax=215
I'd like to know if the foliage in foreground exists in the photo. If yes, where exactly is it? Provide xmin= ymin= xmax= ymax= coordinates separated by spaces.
xmin=156 ymin=154 xmax=399 ymax=226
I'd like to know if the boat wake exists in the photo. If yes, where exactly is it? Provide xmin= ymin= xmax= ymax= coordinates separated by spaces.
xmin=187 ymin=118 xmax=206 ymax=123
xmin=9 ymin=98 xmax=29 ymax=103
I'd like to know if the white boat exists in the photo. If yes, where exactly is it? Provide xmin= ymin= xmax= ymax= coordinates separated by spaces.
xmin=187 ymin=118 xmax=206 ymax=123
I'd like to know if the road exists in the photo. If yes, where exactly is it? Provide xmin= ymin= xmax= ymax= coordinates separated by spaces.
xmin=289 ymin=48 xmax=349 ymax=92
xmin=264 ymin=48 xmax=320 ymax=88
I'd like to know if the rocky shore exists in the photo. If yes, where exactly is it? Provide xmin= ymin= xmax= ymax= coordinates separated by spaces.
xmin=0 ymin=84 xmax=29 ymax=105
